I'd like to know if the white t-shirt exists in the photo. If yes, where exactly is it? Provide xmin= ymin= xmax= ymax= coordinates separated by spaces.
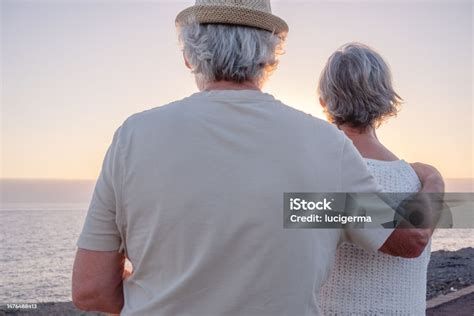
xmin=78 ymin=90 xmax=390 ymax=316
xmin=320 ymin=159 xmax=429 ymax=315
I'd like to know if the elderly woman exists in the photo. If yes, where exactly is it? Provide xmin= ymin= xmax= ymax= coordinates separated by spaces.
xmin=318 ymin=43 xmax=432 ymax=315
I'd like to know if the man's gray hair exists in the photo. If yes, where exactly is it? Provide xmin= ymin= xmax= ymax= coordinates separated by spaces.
xmin=178 ymin=23 xmax=285 ymax=87
xmin=318 ymin=43 xmax=403 ymax=129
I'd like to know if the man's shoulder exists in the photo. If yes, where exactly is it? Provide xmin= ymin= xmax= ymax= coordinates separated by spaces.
xmin=274 ymin=100 xmax=346 ymax=141
xmin=128 ymin=98 xmax=190 ymax=123
xmin=119 ymin=96 xmax=195 ymax=133
xmin=117 ymin=95 xmax=346 ymax=145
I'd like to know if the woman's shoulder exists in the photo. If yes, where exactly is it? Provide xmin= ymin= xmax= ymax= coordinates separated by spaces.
xmin=364 ymin=159 xmax=422 ymax=192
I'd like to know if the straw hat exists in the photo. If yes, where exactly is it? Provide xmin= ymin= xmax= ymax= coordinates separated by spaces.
xmin=176 ymin=0 xmax=289 ymax=35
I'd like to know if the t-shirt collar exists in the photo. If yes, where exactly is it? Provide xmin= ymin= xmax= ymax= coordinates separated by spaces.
xmin=190 ymin=89 xmax=276 ymax=102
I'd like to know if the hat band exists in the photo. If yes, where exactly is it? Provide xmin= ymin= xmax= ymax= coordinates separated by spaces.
xmin=176 ymin=5 xmax=289 ymax=35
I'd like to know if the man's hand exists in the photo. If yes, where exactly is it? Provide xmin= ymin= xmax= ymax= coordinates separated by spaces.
xmin=379 ymin=162 xmax=445 ymax=258
xmin=410 ymin=162 xmax=445 ymax=229
xmin=410 ymin=162 xmax=445 ymax=193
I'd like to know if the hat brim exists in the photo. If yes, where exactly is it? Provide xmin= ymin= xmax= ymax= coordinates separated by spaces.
xmin=175 ymin=5 xmax=289 ymax=35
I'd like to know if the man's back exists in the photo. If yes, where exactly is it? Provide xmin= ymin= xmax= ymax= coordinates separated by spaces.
xmin=78 ymin=90 xmax=383 ymax=315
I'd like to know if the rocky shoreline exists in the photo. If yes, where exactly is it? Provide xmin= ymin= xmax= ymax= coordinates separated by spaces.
xmin=427 ymin=247 xmax=473 ymax=300
xmin=1 ymin=248 xmax=472 ymax=315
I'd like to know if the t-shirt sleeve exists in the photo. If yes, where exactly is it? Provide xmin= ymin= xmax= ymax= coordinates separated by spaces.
xmin=339 ymin=138 xmax=393 ymax=252
xmin=77 ymin=127 xmax=123 ymax=251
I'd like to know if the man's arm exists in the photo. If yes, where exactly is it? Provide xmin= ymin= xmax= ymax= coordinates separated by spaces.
xmin=339 ymin=138 xmax=445 ymax=258
xmin=72 ymin=249 xmax=126 ymax=314
xmin=379 ymin=163 xmax=444 ymax=258
xmin=73 ymin=126 xmax=128 ymax=313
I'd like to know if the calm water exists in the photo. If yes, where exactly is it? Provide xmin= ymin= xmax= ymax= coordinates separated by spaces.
xmin=0 ymin=179 xmax=472 ymax=303
xmin=0 ymin=206 xmax=87 ymax=303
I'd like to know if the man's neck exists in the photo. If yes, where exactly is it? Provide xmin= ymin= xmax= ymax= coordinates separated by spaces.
xmin=202 ymin=80 xmax=261 ymax=91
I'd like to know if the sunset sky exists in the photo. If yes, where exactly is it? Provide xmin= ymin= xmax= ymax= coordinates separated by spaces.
xmin=2 ymin=0 xmax=473 ymax=180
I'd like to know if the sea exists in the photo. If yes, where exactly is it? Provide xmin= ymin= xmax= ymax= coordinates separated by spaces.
xmin=0 ymin=179 xmax=473 ymax=303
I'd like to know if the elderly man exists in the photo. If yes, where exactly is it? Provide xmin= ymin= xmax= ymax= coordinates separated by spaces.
xmin=72 ymin=1 xmax=443 ymax=315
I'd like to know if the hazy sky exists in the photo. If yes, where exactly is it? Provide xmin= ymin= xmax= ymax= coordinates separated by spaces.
xmin=1 ymin=0 xmax=473 ymax=180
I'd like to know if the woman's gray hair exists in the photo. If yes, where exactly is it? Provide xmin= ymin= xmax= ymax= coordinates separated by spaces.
xmin=178 ymin=23 xmax=285 ymax=87
xmin=318 ymin=43 xmax=403 ymax=129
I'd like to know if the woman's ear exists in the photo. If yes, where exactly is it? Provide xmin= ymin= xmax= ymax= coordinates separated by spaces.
xmin=319 ymin=97 xmax=327 ymax=109
xmin=183 ymin=52 xmax=192 ymax=70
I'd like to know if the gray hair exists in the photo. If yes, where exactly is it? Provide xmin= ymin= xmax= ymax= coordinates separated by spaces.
xmin=318 ymin=43 xmax=403 ymax=129
xmin=178 ymin=23 xmax=285 ymax=87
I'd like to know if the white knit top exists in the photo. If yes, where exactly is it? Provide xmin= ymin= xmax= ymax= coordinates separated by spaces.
xmin=320 ymin=159 xmax=431 ymax=315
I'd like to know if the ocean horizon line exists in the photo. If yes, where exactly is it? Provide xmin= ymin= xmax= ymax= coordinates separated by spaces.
xmin=0 ymin=178 xmax=97 ymax=182
xmin=1 ymin=178 xmax=472 ymax=204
